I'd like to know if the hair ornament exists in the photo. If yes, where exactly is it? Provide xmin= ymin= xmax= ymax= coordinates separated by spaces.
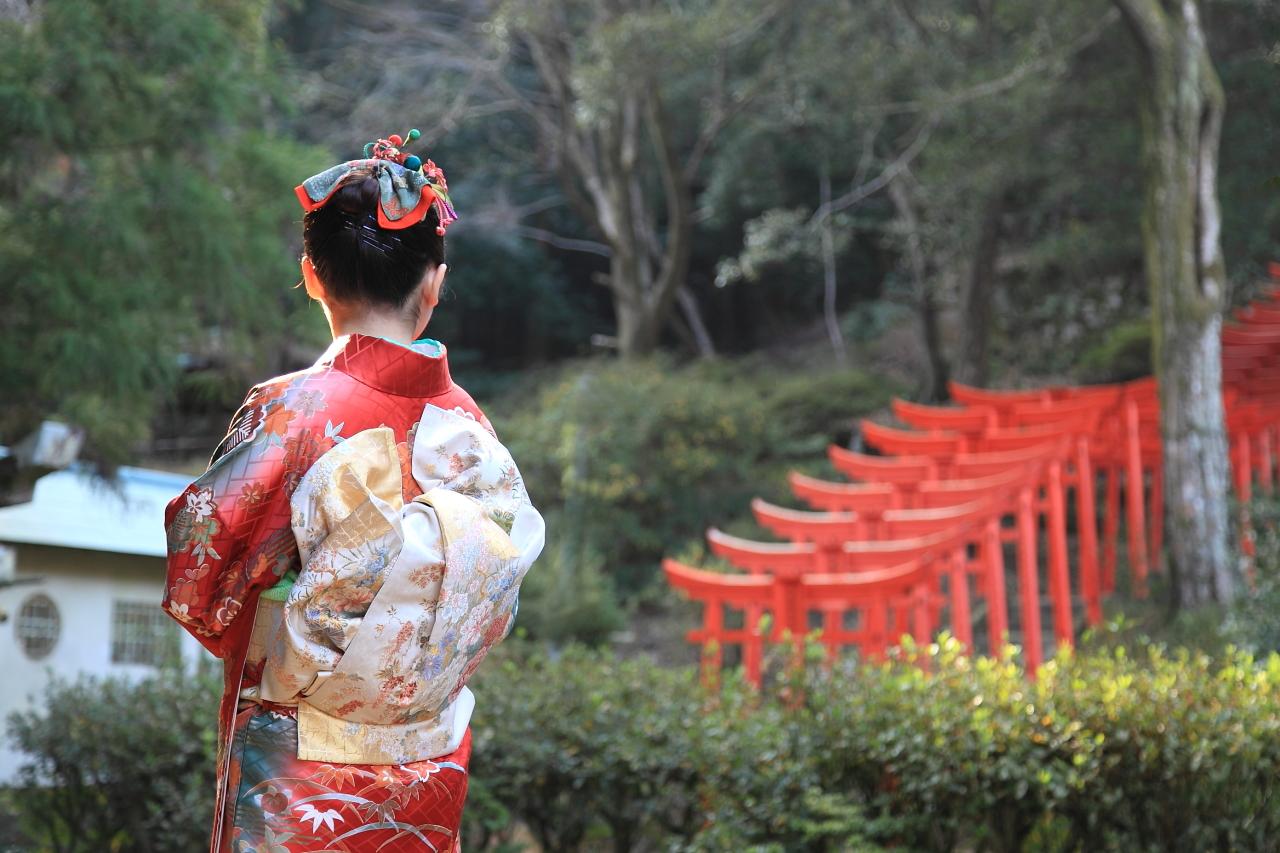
xmin=338 ymin=211 xmax=404 ymax=256
xmin=295 ymin=128 xmax=457 ymax=235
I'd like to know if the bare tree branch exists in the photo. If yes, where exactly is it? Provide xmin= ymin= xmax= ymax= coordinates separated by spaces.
xmin=819 ymin=166 xmax=848 ymax=364
xmin=511 ymin=225 xmax=612 ymax=257
xmin=646 ymin=90 xmax=693 ymax=315
xmin=851 ymin=120 xmax=883 ymax=188
xmin=860 ymin=9 xmax=1121 ymax=117
xmin=684 ymin=67 xmax=779 ymax=181
xmin=810 ymin=116 xmax=938 ymax=225
xmin=676 ymin=286 xmax=716 ymax=356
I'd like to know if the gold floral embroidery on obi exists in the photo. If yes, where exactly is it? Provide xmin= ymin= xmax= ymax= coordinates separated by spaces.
xmin=257 ymin=405 xmax=544 ymax=765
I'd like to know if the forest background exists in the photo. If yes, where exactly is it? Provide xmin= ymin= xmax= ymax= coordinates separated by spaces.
xmin=6 ymin=2 xmax=1280 ymax=850
xmin=2 ymin=0 xmax=1279 ymax=642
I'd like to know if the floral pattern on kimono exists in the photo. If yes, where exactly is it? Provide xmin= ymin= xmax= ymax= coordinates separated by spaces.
xmin=161 ymin=335 xmax=533 ymax=853
xmin=225 ymin=708 xmax=470 ymax=853
xmin=256 ymin=411 xmax=542 ymax=765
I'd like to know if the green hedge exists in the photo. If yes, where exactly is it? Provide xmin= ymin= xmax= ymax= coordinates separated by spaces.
xmin=4 ymin=669 xmax=218 ymax=853
xmin=8 ymin=641 xmax=1279 ymax=852
xmin=467 ymin=640 xmax=1280 ymax=852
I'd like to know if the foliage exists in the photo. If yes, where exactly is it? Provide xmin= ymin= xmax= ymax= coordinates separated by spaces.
xmin=1214 ymin=5 xmax=1280 ymax=293
xmin=703 ymin=1 xmax=1153 ymax=380
xmin=469 ymin=646 xmax=709 ymax=851
xmin=0 ymin=1 xmax=1275 ymax=463
xmin=469 ymin=643 xmax=884 ymax=852
xmin=714 ymin=208 xmax=860 ymax=321
xmin=840 ymin=301 xmax=914 ymax=347
xmin=1229 ymin=496 xmax=1280 ymax=654
xmin=465 ymin=639 xmax=1280 ymax=852
xmin=277 ymin=1 xmax=1280 ymax=373
xmin=494 ymin=357 xmax=893 ymax=596
xmin=682 ymin=652 xmax=885 ymax=852
xmin=4 ymin=1 xmax=1276 ymax=467
xmin=4 ymin=668 xmax=220 ymax=853
xmin=0 ymin=0 xmax=330 ymax=463
xmin=9 ymin=640 xmax=1280 ymax=852
xmin=510 ymin=526 xmax=626 ymax=646
xmin=1076 ymin=319 xmax=1153 ymax=382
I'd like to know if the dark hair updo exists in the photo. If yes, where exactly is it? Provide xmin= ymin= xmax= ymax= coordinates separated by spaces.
xmin=302 ymin=176 xmax=445 ymax=309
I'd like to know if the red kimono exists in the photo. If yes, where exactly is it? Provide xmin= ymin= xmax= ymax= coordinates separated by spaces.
xmin=163 ymin=334 xmax=542 ymax=853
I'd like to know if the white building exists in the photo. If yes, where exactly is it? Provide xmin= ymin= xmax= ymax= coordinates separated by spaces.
xmin=0 ymin=465 xmax=207 ymax=782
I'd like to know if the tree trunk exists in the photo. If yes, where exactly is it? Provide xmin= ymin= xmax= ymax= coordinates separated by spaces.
xmin=516 ymin=28 xmax=697 ymax=360
xmin=919 ymin=282 xmax=951 ymax=403
xmin=613 ymin=276 xmax=663 ymax=355
xmin=888 ymin=178 xmax=950 ymax=401
xmin=607 ymin=219 xmax=689 ymax=357
xmin=954 ymin=188 xmax=1006 ymax=387
xmin=1115 ymin=0 xmax=1235 ymax=606
xmin=819 ymin=167 xmax=848 ymax=364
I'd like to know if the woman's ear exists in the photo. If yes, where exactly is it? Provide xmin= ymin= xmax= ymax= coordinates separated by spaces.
xmin=301 ymin=256 xmax=326 ymax=301
xmin=412 ymin=263 xmax=447 ymax=338
xmin=422 ymin=263 xmax=448 ymax=311
xmin=424 ymin=263 xmax=447 ymax=309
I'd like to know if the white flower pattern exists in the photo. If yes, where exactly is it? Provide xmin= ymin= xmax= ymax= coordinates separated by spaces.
xmin=294 ymin=803 xmax=343 ymax=832
xmin=186 ymin=487 xmax=215 ymax=520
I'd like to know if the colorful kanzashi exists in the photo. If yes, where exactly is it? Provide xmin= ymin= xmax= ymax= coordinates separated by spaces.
xmin=295 ymin=129 xmax=458 ymax=235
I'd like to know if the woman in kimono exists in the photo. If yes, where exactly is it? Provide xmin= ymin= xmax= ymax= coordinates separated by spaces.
xmin=163 ymin=131 xmax=544 ymax=853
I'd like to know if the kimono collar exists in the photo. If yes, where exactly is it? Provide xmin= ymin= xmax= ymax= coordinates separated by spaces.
xmin=317 ymin=333 xmax=454 ymax=398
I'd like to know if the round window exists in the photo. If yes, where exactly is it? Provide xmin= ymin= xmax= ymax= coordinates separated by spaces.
xmin=15 ymin=593 xmax=60 ymax=660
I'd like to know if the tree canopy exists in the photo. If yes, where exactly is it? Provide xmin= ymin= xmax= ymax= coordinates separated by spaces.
xmin=1 ymin=0 xmax=1277 ymax=462
xmin=0 ymin=0 xmax=328 ymax=464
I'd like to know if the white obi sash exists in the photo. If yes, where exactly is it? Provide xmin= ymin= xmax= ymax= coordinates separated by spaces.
xmin=251 ymin=403 xmax=544 ymax=764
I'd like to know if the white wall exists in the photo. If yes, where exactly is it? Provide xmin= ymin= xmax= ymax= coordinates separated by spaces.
xmin=0 ymin=544 xmax=207 ymax=783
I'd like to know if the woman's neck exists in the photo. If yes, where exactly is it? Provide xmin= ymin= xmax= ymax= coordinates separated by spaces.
xmin=326 ymin=307 xmax=421 ymax=344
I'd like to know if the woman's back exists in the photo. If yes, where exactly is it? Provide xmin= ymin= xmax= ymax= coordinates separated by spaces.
xmin=162 ymin=133 xmax=543 ymax=853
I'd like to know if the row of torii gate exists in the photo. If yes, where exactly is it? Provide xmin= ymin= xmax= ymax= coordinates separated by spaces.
xmin=665 ymin=265 xmax=1280 ymax=683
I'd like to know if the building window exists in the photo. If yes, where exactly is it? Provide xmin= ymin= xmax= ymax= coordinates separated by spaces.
xmin=111 ymin=600 xmax=175 ymax=666
xmin=15 ymin=594 xmax=60 ymax=660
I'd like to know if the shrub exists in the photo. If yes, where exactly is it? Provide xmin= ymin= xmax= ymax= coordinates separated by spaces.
xmin=1076 ymin=319 xmax=1152 ymax=383
xmin=685 ymin=658 xmax=884 ymax=852
xmin=5 ymin=668 xmax=219 ymax=853
xmin=512 ymin=514 xmax=627 ymax=646
xmin=1230 ymin=496 xmax=1280 ymax=654
xmin=12 ymin=638 xmax=1277 ymax=852
xmin=469 ymin=643 xmax=883 ymax=853
xmin=469 ymin=645 xmax=707 ymax=851
xmin=810 ymin=637 xmax=1280 ymax=852
xmin=495 ymin=357 xmax=893 ymax=597
xmin=465 ymin=639 xmax=1280 ymax=852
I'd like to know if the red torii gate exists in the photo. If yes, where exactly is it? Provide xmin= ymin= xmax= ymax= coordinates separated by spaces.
xmin=663 ymin=265 xmax=1280 ymax=686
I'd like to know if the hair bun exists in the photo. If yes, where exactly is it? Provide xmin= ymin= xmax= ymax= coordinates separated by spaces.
xmin=329 ymin=176 xmax=380 ymax=215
